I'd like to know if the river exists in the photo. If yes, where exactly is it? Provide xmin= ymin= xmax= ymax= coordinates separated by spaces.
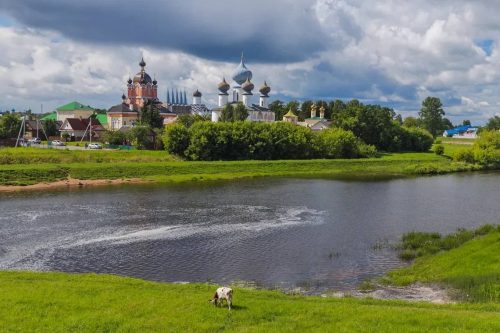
xmin=0 ymin=173 xmax=499 ymax=293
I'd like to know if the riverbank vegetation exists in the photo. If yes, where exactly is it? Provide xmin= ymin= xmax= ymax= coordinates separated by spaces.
xmin=1 ymin=271 xmax=499 ymax=332
xmin=453 ymin=130 xmax=500 ymax=168
xmin=0 ymin=151 xmax=479 ymax=187
xmin=388 ymin=225 xmax=500 ymax=303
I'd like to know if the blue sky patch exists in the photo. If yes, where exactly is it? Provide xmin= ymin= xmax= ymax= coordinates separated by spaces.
xmin=475 ymin=39 xmax=494 ymax=56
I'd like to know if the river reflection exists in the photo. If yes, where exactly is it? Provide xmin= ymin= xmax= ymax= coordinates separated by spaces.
xmin=0 ymin=172 xmax=499 ymax=292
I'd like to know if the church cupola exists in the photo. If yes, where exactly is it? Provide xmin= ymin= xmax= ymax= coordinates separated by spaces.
xmin=242 ymin=78 xmax=254 ymax=107
xmin=218 ymin=77 xmax=230 ymax=107
xmin=193 ymin=89 xmax=202 ymax=104
xmin=259 ymin=81 xmax=271 ymax=108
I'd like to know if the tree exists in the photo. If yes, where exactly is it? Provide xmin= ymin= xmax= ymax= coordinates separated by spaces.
xmin=220 ymin=104 xmax=234 ymax=122
xmin=403 ymin=116 xmax=420 ymax=128
xmin=42 ymin=119 xmax=58 ymax=137
xmin=418 ymin=97 xmax=445 ymax=137
xmin=233 ymin=103 xmax=249 ymax=121
xmin=463 ymin=120 xmax=471 ymax=126
xmin=175 ymin=113 xmax=209 ymax=128
xmin=0 ymin=113 xmax=21 ymax=139
xmin=130 ymin=125 xmax=154 ymax=149
xmin=299 ymin=100 xmax=314 ymax=121
xmin=269 ymin=100 xmax=286 ymax=121
xmin=442 ymin=118 xmax=454 ymax=130
xmin=140 ymin=101 xmax=163 ymax=129
xmin=485 ymin=116 xmax=500 ymax=131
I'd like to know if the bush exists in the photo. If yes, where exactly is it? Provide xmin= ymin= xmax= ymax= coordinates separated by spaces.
xmin=162 ymin=124 xmax=189 ymax=156
xmin=454 ymin=131 xmax=500 ymax=167
xmin=400 ymin=126 xmax=434 ymax=152
xmin=163 ymin=122 xmax=375 ymax=161
xmin=314 ymin=128 xmax=375 ymax=158
xmin=434 ymin=144 xmax=444 ymax=155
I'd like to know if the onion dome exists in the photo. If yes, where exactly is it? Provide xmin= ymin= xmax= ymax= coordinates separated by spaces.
xmin=232 ymin=54 xmax=252 ymax=85
xmin=218 ymin=77 xmax=230 ymax=94
xmin=193 ymin=89 xmax=202 ymax=97
xmin=259 ymin=81 xmax=271 ymax=96
xmin=133 ymin=72 xmax=152 ymax=84
xmin=139 ymin=57 xmax=146 ymax=68
xmin=242 ymin=78 xmax=254 ymax=93
xmin=153 ymin=78 xmax=157 ymax=85
xmin=127 ymin=77 xmax=132 ymax=84
xmin=121 ymin=93 xmax=126 ymax=100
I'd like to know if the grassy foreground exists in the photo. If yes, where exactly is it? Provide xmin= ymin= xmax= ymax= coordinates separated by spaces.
xmin=0 ymin=147 xmax=481 ymax=186
xmin=0 ymin=271 xmax=499 ymax=333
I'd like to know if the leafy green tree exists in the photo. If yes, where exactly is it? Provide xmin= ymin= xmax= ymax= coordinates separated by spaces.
xmin=42 ymin=119 xmax=58 ymax=137
xmin=394 ymin=114 xmax=403 ymax=125
xmin=175 ymin=113 xmax=209 ymax=128
xmin=269 ymin=100 xmax=286 ymax=121
xmin=485 ymin=116 xmax=500 ymax=131
xmin=418 ymin=97 xmax=445 ymax=137
xmin=140 ymin=101 xmax=163 ymax=129
xmin=102 ymin=130 xmax=130 ymax=145
xmin=462 ymin=120 xmax=471 ymax=126
xmin=442 ymin=118 xmax=454 ymax=130
xmin=130 ymin=125 xmax=154 ymax=149
xmin=299 ymin=100 xmax=314 ymax=121
xmin=220 ymin=104 xmax=234 ymax=122
xmin=233 ymin=103 xmax=249 ymax=121
xmin=329 ymin=99 xmax=346 ymax=125
xmin=0 ymin=113 xmax=21 ymax=139
xmin=163 ymin=124 xmax=189 ymax=156
xmin=403 ymin=116 xmax=420 ymax=128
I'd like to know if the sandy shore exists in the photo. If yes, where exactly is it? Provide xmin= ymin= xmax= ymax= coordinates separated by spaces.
xmin=0 ymin=177 xmax=148 ymax=193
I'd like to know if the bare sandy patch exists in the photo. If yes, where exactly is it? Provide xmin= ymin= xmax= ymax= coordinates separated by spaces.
xmin=0 ymin=177 xmax=149 ymax=193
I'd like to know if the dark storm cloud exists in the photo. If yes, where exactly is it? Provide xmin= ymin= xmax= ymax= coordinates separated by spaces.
xmin=0 ymin=0 xmax=331 ymax=63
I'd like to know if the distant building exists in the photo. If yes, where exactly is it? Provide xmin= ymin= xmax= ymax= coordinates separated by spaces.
xmin=56 ymin=101 xmax=95 ymax=122
xmin=297 ymin=104 xmax=331 ymax=131
xmin=211 ymin=54 xmax=275 ymax=122
xmin=443 ymin=125 xmax=478 ymax=138
xmin=108 ymin=58 xmax=210 ymax=130
xmin=59 ymin=118 xmax=105 ymax=141
xmin=282 ymin=109 xmax=299 ymax=124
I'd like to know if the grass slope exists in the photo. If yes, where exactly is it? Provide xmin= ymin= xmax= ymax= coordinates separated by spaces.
xmin=0 ymin=271 xmax=499 ymax=333
xmin=0 ymin=149 xmax=481 ymax=186
xmin=388 ymin=231 xmax=500 ymax=302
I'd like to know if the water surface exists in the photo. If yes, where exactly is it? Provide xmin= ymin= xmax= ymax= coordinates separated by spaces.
xmin=1 ymin=173 xmax=498 ymax=292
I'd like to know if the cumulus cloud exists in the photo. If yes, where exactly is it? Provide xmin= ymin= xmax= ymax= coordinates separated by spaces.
xmin=2 ymin=0 xmax=500 ymax=124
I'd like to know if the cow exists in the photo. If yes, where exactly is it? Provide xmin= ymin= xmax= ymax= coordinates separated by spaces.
xmin=209 ymin=287 xmax=233 ymax=310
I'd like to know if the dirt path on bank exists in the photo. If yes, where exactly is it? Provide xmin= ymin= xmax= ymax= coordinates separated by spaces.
xmin=328 ymin=283 xmax=454 ymax=304
xmin=0 ymin=177 xmax=149 ymax=193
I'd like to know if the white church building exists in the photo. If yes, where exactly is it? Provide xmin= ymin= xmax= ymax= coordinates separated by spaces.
xmin=211 ymin=55 xmax=275 ymax=122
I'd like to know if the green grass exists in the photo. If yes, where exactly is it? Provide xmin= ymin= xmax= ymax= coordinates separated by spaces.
xmin=0 ymin=151 xmax=482 ymax=186
xmin=387 ymin=229 xmax=500 ymax=303
xmin=0 ymin=148 xmax=176 ymax=164
xmin=395 ymin=225 xmax=500 ymax=261
xmin=0 ymin=271 xmax=499 ymax=332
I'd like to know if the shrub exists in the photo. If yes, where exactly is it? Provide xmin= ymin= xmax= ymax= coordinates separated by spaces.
xmin=314 ymin=128 xmax=375 ymax=158
xmin=400 ymin=126 xmax=434 ymax=152
xmin=434 ymin=144 xmax=444 ymax=155
xmin=453 ymin=131 xmax=500 ymax=167
xmin=163 ymin=122 xmax=375 ymax=161
xmin=162 ymin=124 xmax=189 ymax=156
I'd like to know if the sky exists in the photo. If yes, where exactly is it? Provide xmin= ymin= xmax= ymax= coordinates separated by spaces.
xmin=0 ymin=0 xmax=499 ymax=125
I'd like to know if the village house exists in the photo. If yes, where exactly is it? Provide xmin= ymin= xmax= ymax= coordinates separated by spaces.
xmin=59 ymin=118 xmax=105 ymax=141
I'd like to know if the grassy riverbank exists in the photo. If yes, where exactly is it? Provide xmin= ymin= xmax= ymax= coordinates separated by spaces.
xmin=0 ymin=271 xmax=499 ymax=333
xmin=387 ymin=227 xmax=500 ymax=303
xmin=0 ymin=147 xmax=482 ymax=187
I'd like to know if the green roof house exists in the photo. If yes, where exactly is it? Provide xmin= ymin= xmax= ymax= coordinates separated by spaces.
xmin=95 ymin=114 xmax=108 ymax=127
xmin=41 ymin=112 xmax=57 ymax=121
xmin=56 ymin=101 xmax=95 ymax=122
